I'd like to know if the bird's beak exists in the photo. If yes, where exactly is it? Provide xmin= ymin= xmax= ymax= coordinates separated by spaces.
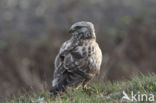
xmin=69 ymin=28 xmax=75 ymax=33
xmin=69 ymin=29 xmax=72 ymax=33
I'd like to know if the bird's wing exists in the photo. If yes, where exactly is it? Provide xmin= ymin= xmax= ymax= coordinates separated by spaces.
xmin=53 ymin=40 xmax=74 ymax=86
xmin=54 ymin=40 xmax=92 ymax=76
xmin=54 ymin=40 xmax=73 ymax=76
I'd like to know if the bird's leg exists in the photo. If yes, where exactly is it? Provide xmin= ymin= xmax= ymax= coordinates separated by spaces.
xmin=82 ymin=80 xmax=89 ymax=91
xmin=82 ymin=81 xmax=96 ymax=94
xmin=75 ymin=83 xmax=82 ymax=90
xmin=82 ymin=84 xmax=87 ymax=91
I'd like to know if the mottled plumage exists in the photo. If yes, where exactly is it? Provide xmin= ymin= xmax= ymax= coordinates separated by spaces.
xmin=50 ymin=21 xmax=102 ymax=95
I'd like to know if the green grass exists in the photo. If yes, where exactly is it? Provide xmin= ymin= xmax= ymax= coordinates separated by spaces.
xmin=4 ymin=74 xmax=156 ymax=103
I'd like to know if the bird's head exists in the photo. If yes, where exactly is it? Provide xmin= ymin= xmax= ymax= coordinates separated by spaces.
xmin=69 ymin=21 xmax=96 ymax=40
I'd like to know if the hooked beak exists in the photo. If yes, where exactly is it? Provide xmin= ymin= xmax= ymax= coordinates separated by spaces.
xmin=69 ymin=28 xmax=75 ymax=33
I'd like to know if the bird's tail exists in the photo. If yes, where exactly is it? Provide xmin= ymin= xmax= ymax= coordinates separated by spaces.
xmin=49 ymin=85 xmax=66 ymax=96
xmin=49 ymin=71 xmax=68 ymax=96
xmin=49 ymin=70 xmax=85 ymax=96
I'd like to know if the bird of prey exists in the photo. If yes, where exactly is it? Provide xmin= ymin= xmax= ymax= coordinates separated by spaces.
xmin=50 ymin=21 xmax=102 ymax=95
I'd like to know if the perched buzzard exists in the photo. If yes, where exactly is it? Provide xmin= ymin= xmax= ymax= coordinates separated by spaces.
xmin=50 ymin=21 xmax=102 ymax=95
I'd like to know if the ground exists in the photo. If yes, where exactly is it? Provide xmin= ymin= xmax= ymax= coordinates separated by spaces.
xmin=4 ymin=74 xmax=156 ymax=103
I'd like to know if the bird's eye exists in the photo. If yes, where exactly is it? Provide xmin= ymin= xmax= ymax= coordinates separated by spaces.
xmin=75 ymin=26 xmax=81 ymax=29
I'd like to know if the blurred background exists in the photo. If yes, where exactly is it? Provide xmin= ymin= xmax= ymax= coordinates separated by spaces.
xmin=0 ymin=0 xmax=156 ymax=98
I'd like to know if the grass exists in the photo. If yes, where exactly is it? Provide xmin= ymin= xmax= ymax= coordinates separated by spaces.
xmin=4 ymin=74 xmax=156 ymax=103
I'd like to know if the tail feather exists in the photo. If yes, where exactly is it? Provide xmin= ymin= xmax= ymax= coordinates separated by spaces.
xmin=50 ymin=71 xmax=68 ymax=96
xmin=50 ymin=70 xmax=86 ymax=96
xmin=49 ymin=85 xmax=66 ymax=96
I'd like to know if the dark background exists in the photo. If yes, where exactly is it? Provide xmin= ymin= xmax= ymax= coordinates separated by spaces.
xmin=0 ymin=0 xmax=156 ymax=98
